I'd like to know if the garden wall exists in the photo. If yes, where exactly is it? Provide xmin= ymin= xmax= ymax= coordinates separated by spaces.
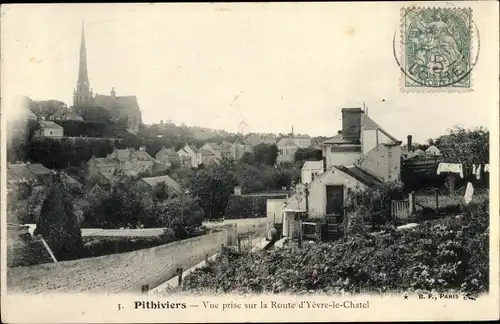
xmin=7 ymin=225 xmax=237 ymax=294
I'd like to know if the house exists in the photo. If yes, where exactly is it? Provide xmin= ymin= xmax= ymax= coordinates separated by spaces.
xmin=155 ymin=148 xmax=181 ymax=166
xmin=425 ymin=145 xmax=441 ymax=156
xmin=234 ymin=142 xmax=253 ymax=160
xmin=7 ymin=162 xmax=42 ymax=186
xmin=201 ymin=142 xmax=222 ymax=160
xmin=322 ymin=108 xmax=402 ymax=182
xmin=176 ymin=149 xmax=193 ymax=168
xmin=86 ymin=157 xmax=117 ymax=178
xmin=107 ymin=148 xmax=155 ymax=162
xmin=285 ymin=164 xmax=383 ymax=220
xmin=244 ymin=134 xmax=276 ymax=147
xmin=301 ymin=161 xmax=324 ymax=184
xmin=49 ymin=109 xmax=83 ymax=121
xmin=292 ymin=135 xmax=312 ymax=148
xmin=90 ymin=172 xmax=114 ymax=190
xmin=25 ymin=163 xmax=53 ymax=185
xmin=220 ymin=141 xmax=236 ymax=160
xmin=60 ymin=172 xmax=85 ymax=192
xmin=182 ymin=144 xmax=202 ymax=168
xmin=200 ymin=149 xmax=218 ymax=166
xmin=33 ymin=121 xmax=64 ymax=139
xmin=135 ymin=175 xmax=181 ymax=193
xmin=277 ymin=138 xmax=299 ymax=164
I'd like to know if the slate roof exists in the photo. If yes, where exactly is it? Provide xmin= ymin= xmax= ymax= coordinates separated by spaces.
xmin=277 ymin=137 xmax=299 ymax=147
xmin=323 ymin=133 xmax=359 ymax=145
xmin=157 ymin=148 xmax=178 ymax=156
xmin=336 ymin=165 xmax=382 ymax=187
xmin=39 ymin=121 xmax=63 ymax=129
xmin=7 ymin=163 xmax=41 ymax=184
xmin=50 ymin=110 xmax=83 ymax=120
xmin=204 ymin=142 xmax=220 ymax=150
xmin=301 ymin=161 xmax=324 ymax=171
xmin=186 ymin=145 xmax=199 ymax=153
xmin=26 ymin=163 xmax=52 ymax=175
xmin=139 ymin=175 xmax=181 ymax=191
xmin=200 ymin=149 xmax=216 ymax=156
xmin=94 ymin=94 xmax=140 ymax=113
xmin=361 ymin=115 xmax=399 ymax=143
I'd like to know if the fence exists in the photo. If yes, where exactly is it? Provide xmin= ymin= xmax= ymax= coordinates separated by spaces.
xmin=391 ymin=199 xmax=411 ymax=222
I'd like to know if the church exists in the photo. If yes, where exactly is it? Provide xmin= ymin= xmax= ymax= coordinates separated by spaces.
xmin=73 ymin=23 xmax=142 ymax=134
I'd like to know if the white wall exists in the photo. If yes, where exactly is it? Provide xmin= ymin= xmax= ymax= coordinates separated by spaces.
xmin=362 ymin=129 xmax=394 ymax=155
xmin=301 ymin=168 xmax=324 ymax=184
xmin=325 ymin=150 xmax=361 ymax=168
xmin=308 ymin=167 xmax=368 ymax=218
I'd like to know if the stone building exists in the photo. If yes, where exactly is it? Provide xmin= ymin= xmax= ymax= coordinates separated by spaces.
xmin=72 ymin=23 xmax=142 ymax=134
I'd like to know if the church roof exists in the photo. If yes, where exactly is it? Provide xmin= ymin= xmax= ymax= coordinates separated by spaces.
xmin=94 ymin=94 xmax=140 ymax=113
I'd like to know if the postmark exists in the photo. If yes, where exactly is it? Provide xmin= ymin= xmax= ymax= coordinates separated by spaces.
xmin=397 ymin=7 xmax=479 ymax=92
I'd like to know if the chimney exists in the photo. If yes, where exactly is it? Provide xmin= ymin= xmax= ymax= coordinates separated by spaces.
xmin=341 ymin=108 xmax=363 ymax=141
xmin=407 ymin=135 xmax=413 ymax=152
xmin=234 ymin=186 xmax=242 ymax=196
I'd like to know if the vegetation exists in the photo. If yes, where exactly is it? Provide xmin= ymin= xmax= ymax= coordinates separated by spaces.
xmin=34 ymin=175 xmax=84 ymax=261
xmin=174 ymin=196 xmax=488 ymax=295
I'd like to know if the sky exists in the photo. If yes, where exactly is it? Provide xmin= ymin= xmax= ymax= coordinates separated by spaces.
xmin=1 ymin=2 xmax=498 ymax=143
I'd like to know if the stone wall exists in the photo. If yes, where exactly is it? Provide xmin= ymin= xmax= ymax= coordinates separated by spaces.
xmin=7 ymin=225 xmax=237 ymax=294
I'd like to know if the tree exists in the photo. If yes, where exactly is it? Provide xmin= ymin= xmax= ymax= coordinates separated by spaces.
xmin=156 ymin=193 xmax=204 ymax=239
xmin=28 ymin=100 xmax=68 ymax=120
xmin=190 ymin=159 xmax=238 ymax=219
xmin=34 ymin=174 xmax=83 ymax=260
xmin=294 ymin=147 xmax=322 ymax=163
xmin=75 ymin=105 xmax=112 ymax=122
xmin=253 ymin=143 xmax=278 ymax=165
xmin=435 ymin=126 xmax=489 ymax=169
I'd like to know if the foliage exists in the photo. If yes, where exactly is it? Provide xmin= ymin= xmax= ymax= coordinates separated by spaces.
xmin=345 ymin=182 xmax=406 ymax=228
xmin=74 ymin=105 xmax=112 ymax=122
xmin=34 ymin=175 xmax=84 ymax=261
xmin=7 ymin=185 xmax=47 ymax=224
xmin=434 ymin=126 xmax=489 ymax=169
xmin=176 ymin=197 xmax=489 ymax=295
xmin=252 ymin=144 xmax=278 ymax=166
xmin=189 ymin=159 xmax=239 ymax=219
xmin=28 ymin=99 xmax=68 ymax=120
xmin=294 ymin=147 xmax=322 ymax=163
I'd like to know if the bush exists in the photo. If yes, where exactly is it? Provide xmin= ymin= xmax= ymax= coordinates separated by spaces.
xmin=173 ymin=197 xmax=489 ymax=295
xmin=34 ymin=175 xmax=83 ymax=260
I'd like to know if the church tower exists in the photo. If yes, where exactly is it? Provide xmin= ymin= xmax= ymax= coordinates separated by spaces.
xmin=73 ymin=22 xmax=93 ymax=108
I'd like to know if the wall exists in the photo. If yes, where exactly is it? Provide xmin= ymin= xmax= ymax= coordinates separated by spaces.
xmin=361 ymin=129 xmax=395 ymax=155
xmin=325 ymin=149 xmax=361 ymax=169
xmin=307 ymin=167 xmax=368 ymax=218
xmin=301 ymin=168 xmax=324 ymax=184
xmin=286 ymin=167 xmax=368 ymax=219
xmin=7 ymin=226 xmax=237 ymax=294
xmin=358 ymin=144 xmax=402 ymax=182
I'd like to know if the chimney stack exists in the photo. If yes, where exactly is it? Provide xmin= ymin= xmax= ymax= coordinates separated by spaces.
xmin=341 ymin=108 xmax=363 ymax=141
xmin=407 ymin=135 xmax=413 ymax=152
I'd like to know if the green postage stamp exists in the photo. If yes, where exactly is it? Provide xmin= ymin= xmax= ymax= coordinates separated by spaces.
xmin=400 ymin=7 xmax=476 ymax=92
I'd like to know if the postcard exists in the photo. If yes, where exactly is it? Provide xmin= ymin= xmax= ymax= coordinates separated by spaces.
xmin=1 ymin=1 xmax=499 ymax=323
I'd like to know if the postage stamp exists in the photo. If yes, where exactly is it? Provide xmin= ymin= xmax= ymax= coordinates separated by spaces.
xmin=399 ymin=7 xmax=475 ymax=92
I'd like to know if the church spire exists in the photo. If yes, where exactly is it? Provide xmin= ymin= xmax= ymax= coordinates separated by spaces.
xmin=74 ymin=21 xmax=92 ymax=108
xmin=78 ymin=21 xmax=89 ymax=84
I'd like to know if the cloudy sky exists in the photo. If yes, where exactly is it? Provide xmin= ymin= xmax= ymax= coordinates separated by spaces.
xmin=1 ymin=2 xmax=498 ymax=142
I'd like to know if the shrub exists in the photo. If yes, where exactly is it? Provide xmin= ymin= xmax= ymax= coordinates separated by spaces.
xmin=34 ymin=174 xmax=83 ymax=260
